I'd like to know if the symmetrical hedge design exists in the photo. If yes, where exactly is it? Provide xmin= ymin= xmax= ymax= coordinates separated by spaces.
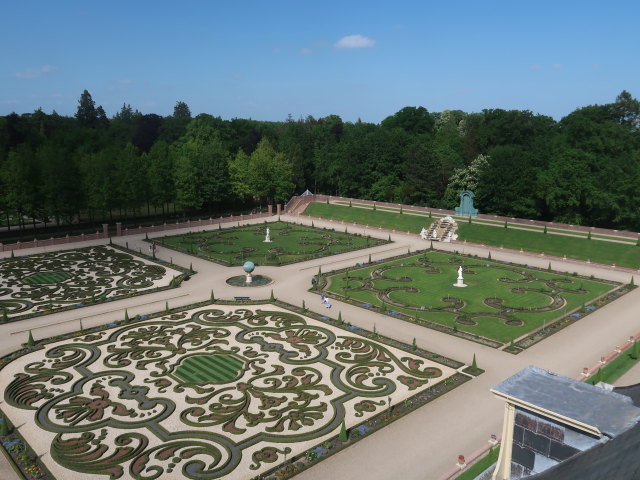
xmin=154 ymin=221 xmax=389 ymax=266
xmin=0 ymin=246 xmax=182 ymax=320
xmin=1 ymin=305 xmax=457 ymax=479
xmin=323 ymin=251 xmax=619 ymax=344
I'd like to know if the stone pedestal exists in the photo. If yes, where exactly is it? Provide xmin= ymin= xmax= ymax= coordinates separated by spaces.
xmin=245 ymin=273 xmax=253 ymax=284
xmin=453 ymin=278 xmax=467 ymax=288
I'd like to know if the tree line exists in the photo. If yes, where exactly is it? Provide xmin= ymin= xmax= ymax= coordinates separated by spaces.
xmin=1 ymin=90 xmax=639 ymax=231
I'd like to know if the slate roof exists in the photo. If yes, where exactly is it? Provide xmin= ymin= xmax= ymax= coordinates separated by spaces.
xmin=491 ymin=366 xmax=640 ymax=437
xmin=526 ymin=419 xmax=640 ymax=480
xmin=491 ymin=367 xmax=640 ymax=479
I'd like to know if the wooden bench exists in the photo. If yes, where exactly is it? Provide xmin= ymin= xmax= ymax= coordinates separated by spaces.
xmin=234 ymin=296 xmax=251 ymax=301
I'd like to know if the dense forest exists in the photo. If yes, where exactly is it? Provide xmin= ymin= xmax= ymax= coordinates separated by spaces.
xmin=1 ymin=90 xmax=639 ymax=231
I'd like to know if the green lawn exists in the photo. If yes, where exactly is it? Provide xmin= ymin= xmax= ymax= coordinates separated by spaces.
xmin=455 ymin=447 xmax=500 ymax=480
xmin=588 ymin=346 xmax=640 ymax=385
xmin=305 ymin=203 xmax=640 ymax=269
xmin=323 ymin=251 xmax=616 ymax=344
xmin=155 ymin=221 xmax=387 ymax=266
xmin=306 ymin=202 xmax=434 ymax=232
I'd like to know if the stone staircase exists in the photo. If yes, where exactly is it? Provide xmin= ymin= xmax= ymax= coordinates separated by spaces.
xmin=425 ymin=216 xmax=458 ymax=242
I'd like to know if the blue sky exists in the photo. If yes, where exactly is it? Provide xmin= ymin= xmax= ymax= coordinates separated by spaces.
xmin=2 ymin=1 xmax=639 ymax=122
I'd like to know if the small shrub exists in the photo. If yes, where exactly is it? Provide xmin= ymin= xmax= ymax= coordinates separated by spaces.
xmin=339 ymin=419 xmax=348 ymax=442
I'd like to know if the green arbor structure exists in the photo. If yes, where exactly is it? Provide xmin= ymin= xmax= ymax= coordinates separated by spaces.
xmin=455 ymin=190 xmax=479 ymax=217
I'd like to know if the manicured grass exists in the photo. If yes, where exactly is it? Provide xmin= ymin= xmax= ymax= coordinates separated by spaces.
xmin=305 ymin=203 xmax=640 ymax=269
xmin=174 ymin=354 xmax=244 ymax=383
xmin=456 ymin=223 xmax=640 ymax=268
xmin=22 ymin=272 xmax=70 ymax=284
xmin=155 ymin=221 xmax=387 ymax=266
xmin=305 ymin=203 xmax=434 ymax=233
xmin=588 ymin=346 xmax=640 ymax=385
xmin=324 ymin=251 xmax=616 ymax=343
xmin=455 ymin=447 xmax=500 ymax=480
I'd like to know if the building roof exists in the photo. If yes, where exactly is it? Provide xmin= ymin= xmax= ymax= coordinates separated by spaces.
xmin=491 ymin=366 xmax=640 ymax=437
xmin=526 ymin=419 xmax=640 ymax=480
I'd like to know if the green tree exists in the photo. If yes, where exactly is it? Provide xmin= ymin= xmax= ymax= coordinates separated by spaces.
xmin=146 ymin=141 xmax=175 ymax=216
xmin=75 ymin=90 xmax=98 ymax=127
xmin=381 ymin=106 xmax=435 ymax=135
xmin=174 ymin=101 xmax=192 ymax=119
xmin=442 ymin=154 xmax=490 ymax=207
xmin=230 ymin=138 xmax=294 ymax=204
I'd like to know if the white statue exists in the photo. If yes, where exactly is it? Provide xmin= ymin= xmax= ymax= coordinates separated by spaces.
xmin=264 ymin=227 xmax=272 ymax=243
xmin=454 ymin=265 xmax=466 ymax=287
xmin=420 ymin=227 xmax=428 ymax=240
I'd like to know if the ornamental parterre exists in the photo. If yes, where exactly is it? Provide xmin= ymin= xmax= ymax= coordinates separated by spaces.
xmin=0 ymin=246 xmax=182 ymax=319
xmin=1 ymin=305 xmax=457 ymax=480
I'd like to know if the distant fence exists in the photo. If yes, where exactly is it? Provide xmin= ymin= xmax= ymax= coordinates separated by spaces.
xmin=0 ymin=209 xmax=275 ymax=253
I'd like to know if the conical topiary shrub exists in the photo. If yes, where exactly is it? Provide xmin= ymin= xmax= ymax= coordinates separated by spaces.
xmin=339 ymin=419 xmax=348 ymax=442
xmin=125 ymin=309 xmax=130 ymax=322
xmin=28 ymin=330 xmax=35 ymax=347
xmin=210 ymin=290 xmax=215 ymax=302
xmin=270 ymin=289 xmax=275 ymax=301
xmin=471 ymin=354 xmax=478 ymax=372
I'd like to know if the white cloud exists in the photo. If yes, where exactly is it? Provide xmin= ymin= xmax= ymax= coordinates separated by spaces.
xmin=300 ymin=48 xmax=312 ymax=55
xmin=529 ymin=64 xmax=543 ymax=70
xmin=334 ymin=34 xmax=375 ymax=49
xmin=551 ymin=63 xmax=563 ymax=69
xmin=15 ymin=65 xmax=57 ymax=79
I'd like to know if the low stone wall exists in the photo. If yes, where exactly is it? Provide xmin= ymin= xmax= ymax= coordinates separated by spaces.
xmin=0 ymin=211 xmax=275 ymax=253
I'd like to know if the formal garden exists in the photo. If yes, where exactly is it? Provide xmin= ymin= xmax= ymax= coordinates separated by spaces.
xmin=0 ymin=303 xmax=468 ymax=480
xmin=320 ymin=250 xmax=625 ymax=348
xmin=0 ymin=246 xmax=186 ymax=322
xmin=152 ymin=221 xmax=388 ymax=266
